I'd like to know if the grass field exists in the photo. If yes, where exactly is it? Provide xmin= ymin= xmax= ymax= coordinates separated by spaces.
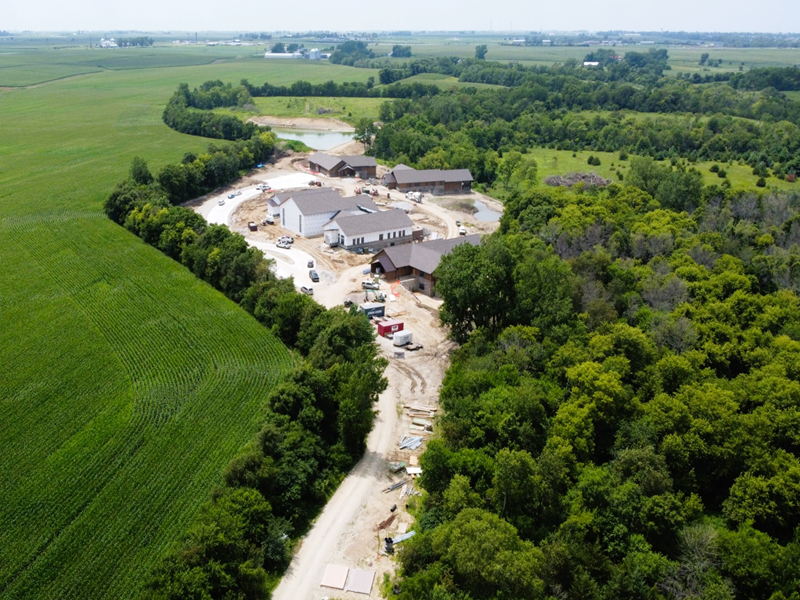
xmin=396 ymin=72 xmax=505 ymax=89
xmin=523 ymin=147 xmax=795 ymax=192
xmin=0 ymin=48 xmax=375 ymax=600
xmin=247 ymin=95 xmax=385 ymax=123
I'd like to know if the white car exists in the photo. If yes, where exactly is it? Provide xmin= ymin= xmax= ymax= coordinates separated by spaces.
xmin=218 ymin=199 xmax=225 ymax=206
xmin=278 ymin=236 xmax=294 ymax=244
xmin=276 ymin=241 xmax=291 ymax=249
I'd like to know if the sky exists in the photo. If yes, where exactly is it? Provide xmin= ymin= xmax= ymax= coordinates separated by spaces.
xmin=3 ymin=0 xmax=794 ymax=34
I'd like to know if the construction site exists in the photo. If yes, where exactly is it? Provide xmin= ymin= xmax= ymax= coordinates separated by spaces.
xmin=188 ymin=145 xmax=502 ymax=599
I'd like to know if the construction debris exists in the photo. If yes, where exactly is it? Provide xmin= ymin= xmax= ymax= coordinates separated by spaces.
xmin=382 ymin=479 xmax=408 ymax=493
xmin=375 ymin=513 xmax=396 ymax=532
xmin=405 ymin=466 xmax=423 ymax=476
xmin=388 ymin=461 xmax=406 ymax=473
xmin=399 ymin=436 xmax=423 ymax=450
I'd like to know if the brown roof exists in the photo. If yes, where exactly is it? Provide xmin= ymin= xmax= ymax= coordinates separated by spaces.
xmin=372 ymin=234 xmax=481 ymax=276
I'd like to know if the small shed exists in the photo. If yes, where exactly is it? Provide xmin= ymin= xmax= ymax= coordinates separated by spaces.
xmin=378 ymin=319 xmax=404 ymax=337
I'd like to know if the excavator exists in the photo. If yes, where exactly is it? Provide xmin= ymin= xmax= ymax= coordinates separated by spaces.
xmin=364 ymin=288 xmax=387 ymax=303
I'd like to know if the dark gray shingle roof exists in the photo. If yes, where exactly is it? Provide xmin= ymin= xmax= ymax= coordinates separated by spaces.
xmin=291 ymin=192 xmax=377 ymax=216
xmin=308 ymin=152 xmax=377 ymax=171
xmin=332 ymin=209 xmax=413 ymax=237
xmin=373 ymin=234 xmax=481 ymax=275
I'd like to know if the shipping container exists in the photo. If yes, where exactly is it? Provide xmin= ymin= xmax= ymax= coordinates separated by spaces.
xmin=359 ymin=302 xmax=385 ymax=318
xmin=378 ymin=319 xmax=404 ymax=337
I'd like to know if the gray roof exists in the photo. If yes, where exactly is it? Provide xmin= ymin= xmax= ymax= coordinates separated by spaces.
xmin=308 ymin=152 xmax=344 ymax=171
xmin=373 ymin=234 xmax=481 ymax=275
xmin=308 ymin=152 xmax=377 ymax=171
xmin=332 ymin=208 xmax=413 ymax=237
xmin=392 ymin=168 xmax=473 ymax=185
xmin=340 ymin=155 xmax=377 ymax=168
xmin=273 ymin=187 xmax=331 ymax=203
xmin=290 ymin=191 xmax=378 ymax=216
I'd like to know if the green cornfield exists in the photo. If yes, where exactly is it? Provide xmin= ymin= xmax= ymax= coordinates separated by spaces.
xmin=0 ymin=46 xmax=376 ymax=599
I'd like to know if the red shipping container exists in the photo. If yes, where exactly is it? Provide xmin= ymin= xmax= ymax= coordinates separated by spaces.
xmin=378 ymin=319 xmax=404 ymax=337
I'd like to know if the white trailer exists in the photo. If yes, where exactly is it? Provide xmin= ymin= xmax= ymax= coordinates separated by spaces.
xmin=393 ymin=330 xmax=413 ymax=346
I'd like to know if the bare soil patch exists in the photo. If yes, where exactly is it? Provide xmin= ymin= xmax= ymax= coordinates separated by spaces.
xmin=249 ymin=115 xmax=355 ymax=132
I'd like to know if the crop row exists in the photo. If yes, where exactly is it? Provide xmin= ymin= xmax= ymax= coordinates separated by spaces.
xmin=0 ymin=213 xmax=291 ymax=599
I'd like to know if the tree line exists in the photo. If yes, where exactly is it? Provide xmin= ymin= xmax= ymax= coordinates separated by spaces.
xmin=392 ymin=181 xmax=800 ymax=600
xmin=162 ymin=82 xmax=260 ymax=141
xmin=239 ymin=78 xmax=440 ymax=99
xmin=368 ymin=85 xmax=800 ymax=186
xmin=116 ymin=36 xmax=154 ymax=47
xmin=105 ymin=157 xmax=387 ymax=600
xmin=161 ymin=80 xmax=444 ymax=142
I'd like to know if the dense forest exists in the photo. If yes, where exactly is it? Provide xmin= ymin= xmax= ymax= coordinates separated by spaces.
xmin=392 ymin=182 xmax=800 ymax=600
xmin=104 ymin=155 xmax=387 ymax=600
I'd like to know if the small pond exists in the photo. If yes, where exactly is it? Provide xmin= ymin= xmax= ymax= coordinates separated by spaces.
xmin=270 ymin=128 xmax=355 ymax=151
xmin=473 ymin=199 xmax=502 ymax=222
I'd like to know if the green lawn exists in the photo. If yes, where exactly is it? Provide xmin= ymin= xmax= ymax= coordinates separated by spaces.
xmin=0 ymin=47 xmax=374 ymax=600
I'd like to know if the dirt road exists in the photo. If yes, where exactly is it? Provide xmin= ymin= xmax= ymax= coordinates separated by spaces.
xmin=273 ymin=307 xmax=452 ymax=600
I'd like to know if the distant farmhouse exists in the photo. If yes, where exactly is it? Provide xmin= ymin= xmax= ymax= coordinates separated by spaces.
xmin=382 ymin=165 xmax=473 ymax=195
xmin=99 ymin=38 xmax=118 ymax=48
xmin=371 ymin=234 xmax=481 ymax=296
xmin=308 ymin=152 xmax=377 ymax=179
xmin=276 ymin=187 xmax=416 ymax=251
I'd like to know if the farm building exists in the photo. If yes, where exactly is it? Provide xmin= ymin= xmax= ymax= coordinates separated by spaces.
xmin=323 ymin=208 xmax=414 ymax=251
xmin=370 ymin=234 xmax=481 ymax=296
xmin=268 ymin=187 xmax=335 ymax=217
xmin=308 ymin=152 xmax=378 ymax=179
xmin=280 ymin=190 xmax=378 ymax=237
xmin=382 ymin=165 xmax=473 ymax=195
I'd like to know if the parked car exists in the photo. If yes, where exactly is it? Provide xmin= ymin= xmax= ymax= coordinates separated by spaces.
xmin=362 ymin=280 xmax=380 ymax=290
xmin=459 ymin=225 xmax=467 ymax=236
xmin=300 ymin=286 xmax=314 ymax=295
xmin=309 ymin=270 xmax=319 ymax=282
xmin=279 ymin=236 xmax=294 ymax=244
xmin=307 ymin=259 xmax=315 ymax=268
xmin=236 ymin=190 xmax=242 ymax=196
xmin=276 ymin=241 xmax=291 ymax=249
xmin=218 ymin=199 xmax=226 ymax=206
xmin=264 ymin=215 xmax=274 ymax=225
xmin=227 ymin=193 xmax=235 ymax=199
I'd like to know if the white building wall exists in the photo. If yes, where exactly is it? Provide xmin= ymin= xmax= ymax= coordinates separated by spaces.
xmin=344 ymin=225 xmax=409 ymax=246
xmin=280 ymin=199 xmax=338 ymax=237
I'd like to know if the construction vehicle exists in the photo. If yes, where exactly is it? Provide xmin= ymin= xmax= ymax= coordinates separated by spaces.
xmin=365 ymin=288 xmax=387 ymax=302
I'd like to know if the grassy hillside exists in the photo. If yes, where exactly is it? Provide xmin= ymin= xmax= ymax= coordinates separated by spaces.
xmin=525 ymin=148 xmax=794 ymax=191
xmin=0 ymin=50 xmax=375 ymax=600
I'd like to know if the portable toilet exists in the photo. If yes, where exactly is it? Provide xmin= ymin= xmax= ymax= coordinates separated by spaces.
xmin=359 ymin=302 xmax=385 ymax=318
xmin=393 ymin=330 xmax=413 ymax=346
xmin=378 ymin=319 xmax=404 ymax=337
